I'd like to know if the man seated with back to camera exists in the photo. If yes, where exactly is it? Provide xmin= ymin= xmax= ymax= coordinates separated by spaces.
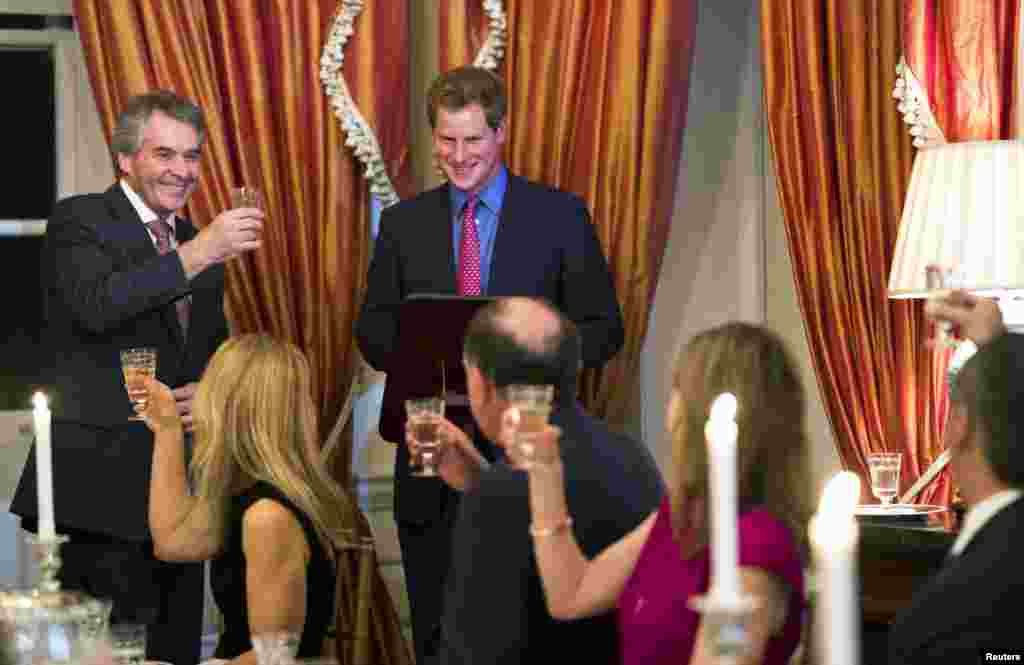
xmin=407 ymin=297 xmax=663 ymax=665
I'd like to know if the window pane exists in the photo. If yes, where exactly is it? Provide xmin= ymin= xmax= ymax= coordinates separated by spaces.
xmin=0 ymin=47 xmax=55 ymax=220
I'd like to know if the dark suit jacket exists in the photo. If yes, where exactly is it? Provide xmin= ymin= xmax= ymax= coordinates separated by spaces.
xmin=888 ymin=496 xmax=1024 ymax=664
xmin=11 ymin=184 xmax=229 ymax=542
xmin=439 ymin=403 xmax=664 ymax=665
xmin=355 ymin=174 xmax=625 ymax=523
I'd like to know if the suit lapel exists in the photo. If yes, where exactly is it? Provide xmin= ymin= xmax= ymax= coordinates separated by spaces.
xmin=488 ymin=173 xmax=521 ymax=294
xmin=106 ymin=185 xmax=160 ymax=266
xmin=434 ymin=184 xmax=458 ymax=293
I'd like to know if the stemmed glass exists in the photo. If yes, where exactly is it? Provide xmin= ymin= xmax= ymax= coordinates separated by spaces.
xmin=121 ymin=348 xmax=157 ymax=421
xmin=502 ymin=385 xmax=555 ymax=469
xmin=925 ymin=264 xmax=964 ymax=348
xmin=230 ymin=186 xmax=263 ymax=210
xmin=406 ymin=397 xmax=446 ymax=477
xmin=867 ymin=452 xmax=902 ymax=507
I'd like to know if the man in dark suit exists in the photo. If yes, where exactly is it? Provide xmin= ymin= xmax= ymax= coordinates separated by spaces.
xmin=889 ymin=292 xmax=1024 ymax=664
xmin=355 ymin=67 xmax=624 ymax=663
xmin=11 ymin=90 xmax=263 ymax=665
xmin=417 ymin=297 xmax=661 ymax=664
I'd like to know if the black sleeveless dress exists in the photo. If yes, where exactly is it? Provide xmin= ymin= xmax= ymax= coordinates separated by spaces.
xmin=211 ymin=482 xmax=336 ymax=659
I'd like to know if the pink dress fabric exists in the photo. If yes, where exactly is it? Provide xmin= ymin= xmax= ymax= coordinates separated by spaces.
xmin=618 ymin=498 xmax=805 ymax=665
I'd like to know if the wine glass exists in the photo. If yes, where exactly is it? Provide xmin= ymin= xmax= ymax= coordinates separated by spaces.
xmin=405 ymin=397 xmax=446 ymax=477
xmin=867 ymin=452 xmax=902 ymax=507
xmin=502 ymin=384 xmax=555 ymax=470
xmin=925 ymin=264 xmax=964 ymax=348
xmin=121 ymin=348 xmax=157 ymax=421
xmin=230 ymin=186 xmax=263 ymax=210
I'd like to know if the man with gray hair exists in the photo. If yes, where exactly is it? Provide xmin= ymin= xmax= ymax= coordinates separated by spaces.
xmin=888 ymin=291 xmax=1024 ymax=662
xmin=11 ymin=90 xmax=262 ymax=665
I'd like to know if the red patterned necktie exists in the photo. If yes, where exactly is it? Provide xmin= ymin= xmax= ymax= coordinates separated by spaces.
xmin=147 ymin=219 xmax=190 ymax=336
xmin=458 ymin=195 xmax=481 ymax=296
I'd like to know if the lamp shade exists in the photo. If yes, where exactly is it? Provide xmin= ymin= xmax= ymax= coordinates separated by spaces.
xmin=888 ymin=140 xmax=1024 ymax=299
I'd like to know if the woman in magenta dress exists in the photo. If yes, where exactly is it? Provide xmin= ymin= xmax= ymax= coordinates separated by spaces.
xmin=517 ymin=322 xmax=813 ymax=665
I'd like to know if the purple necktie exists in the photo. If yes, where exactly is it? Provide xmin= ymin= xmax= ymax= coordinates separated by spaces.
xmin=147 ymin=220 xmax=190 ymax=336
xmin=458 ymin=195 xmax=481 ymax=296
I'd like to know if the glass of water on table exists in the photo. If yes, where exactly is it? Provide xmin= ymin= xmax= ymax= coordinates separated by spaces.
xmin=867 ymin=452 xmax=902 ymax=507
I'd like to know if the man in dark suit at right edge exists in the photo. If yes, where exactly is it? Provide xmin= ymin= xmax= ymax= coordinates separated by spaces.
xmin=888 ymin=291 xmax=1024 ymax=664
xmin=355 ymin=66 xmax=624 ymax=664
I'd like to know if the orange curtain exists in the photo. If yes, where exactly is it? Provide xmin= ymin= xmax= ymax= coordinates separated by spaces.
xmin=438 ymin=1 xmax=697 ymax=424
xmin=73 ymin=1 xmax=411 ymax=484
xmin=762 ymin=1 xmax=954 ymax=504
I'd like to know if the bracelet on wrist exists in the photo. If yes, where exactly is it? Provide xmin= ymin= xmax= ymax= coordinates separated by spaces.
xmin=529 ymin=517 xmax=573 ymax=538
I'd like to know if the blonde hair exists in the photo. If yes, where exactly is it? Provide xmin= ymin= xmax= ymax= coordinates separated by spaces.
xmin=190 ymin=334 xmax=356 ymax=552
xmin=669 ymin=323 xmax=812 ymax=559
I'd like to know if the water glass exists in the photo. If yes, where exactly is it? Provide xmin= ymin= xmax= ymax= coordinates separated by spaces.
xmin=405 ymin=397 xmax=446 ymax=477
xmin=109 ymin=622 xmax=146 ymax=665
xmin=121 ymin=348 xmax=157 ymax=421
xmin=867 ymin=452 xmax=902 ymax=506
xmin=503 ymin=384 xmax=555 ymax=469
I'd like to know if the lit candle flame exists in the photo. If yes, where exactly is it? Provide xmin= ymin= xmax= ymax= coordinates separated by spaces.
xmin=709 ymin=392 xmax=737 ymax=423
xmin=819 ymin=471 xmax=861 ymax=519
xmin=32 ymin=391 xmax=48 ymax=411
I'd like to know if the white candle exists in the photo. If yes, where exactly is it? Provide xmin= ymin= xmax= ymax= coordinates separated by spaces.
xmin=32 ymin=392 xmax=56 ymax=541
xmin=810 ymin=471 xmax=861 ymax=665
xmin=705 ymin=392 xmax=739 ymax=599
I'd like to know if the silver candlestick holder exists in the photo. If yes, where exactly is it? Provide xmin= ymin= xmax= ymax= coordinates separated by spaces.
xmin=689 ymin=590 xmax=759 ymax=665
xmin=0 ymin=533 xmax=110 ymax=664
xmin=26 ymin=533 xmax=70 ymax=593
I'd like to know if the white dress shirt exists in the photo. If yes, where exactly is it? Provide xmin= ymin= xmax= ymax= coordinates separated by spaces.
xmin=120 ymin=179 xmax=178 ymax=249
xmin=949 ymin=489 xmax=1023 ymax=556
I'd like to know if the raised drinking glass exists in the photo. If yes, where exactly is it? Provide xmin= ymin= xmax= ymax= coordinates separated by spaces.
xmin=405 ymin=397 xmax=446 ymax=477
xmin=925 ymin=264 xmax=963 ymax=348
xmin=121 ymin=348 xmax=157 ymax=421
xmin=503 ymin=384 xmax=555 ymax=470
xmin=230 ymin=185 xmax=263 ymax=210
xmin=867 ymin=452 xmax=902 ymax=507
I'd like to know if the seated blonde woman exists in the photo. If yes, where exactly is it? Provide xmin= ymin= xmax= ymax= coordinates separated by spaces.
xmin=141 ymin=334 xmax=356 ymax=664
xmin=517 ymin=322 xmax=812 ymax=665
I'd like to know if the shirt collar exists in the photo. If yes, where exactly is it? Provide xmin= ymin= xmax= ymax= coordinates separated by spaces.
xmin=950 ymin=488 xmax=1023 ymax=556
xmin=120 ymin=179 xmax=176 ymax=232
xmin=450 ymin=165 xmax=508 ymax=217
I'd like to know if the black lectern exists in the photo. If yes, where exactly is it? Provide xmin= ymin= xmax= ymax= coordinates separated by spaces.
xmin=377 ymin=294 xmax=493 ymax=444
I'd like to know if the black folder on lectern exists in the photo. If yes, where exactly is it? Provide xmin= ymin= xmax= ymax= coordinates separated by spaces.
xmin=377 ymin=294 xmax=493 ymax=444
